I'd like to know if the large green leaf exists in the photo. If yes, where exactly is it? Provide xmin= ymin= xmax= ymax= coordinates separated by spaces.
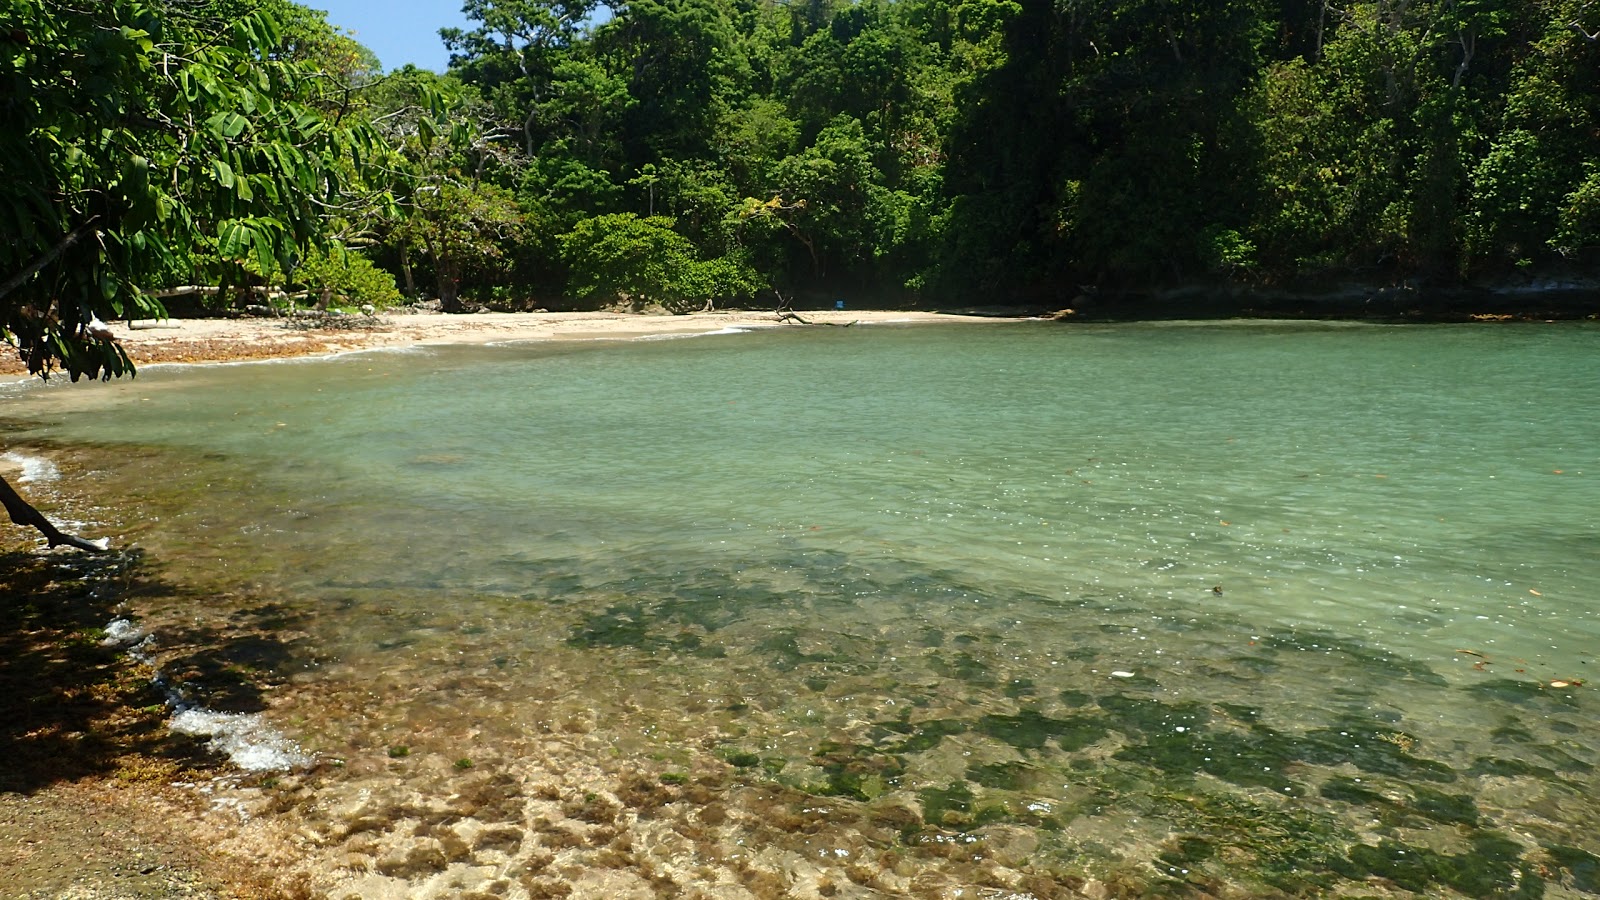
xmin=207 ymin=110 xmax=248 ymax=140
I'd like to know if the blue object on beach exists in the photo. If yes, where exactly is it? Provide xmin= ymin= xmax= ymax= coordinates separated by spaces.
xmin=835 ymin=300 xmax=846 ymax=310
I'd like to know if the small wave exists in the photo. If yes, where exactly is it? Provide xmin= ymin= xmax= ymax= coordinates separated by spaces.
xmin=0 ymin=451 xmax=60 ymax=483
xmin=106 ymin=613 xmax=314 ymax=773
xmin=101 ymin=617 xmax=147 ymax=647
xmin=169 ymin=708 xmax=315 ymax=772
xmin=636 ymin=326 xmax=763 ymax=341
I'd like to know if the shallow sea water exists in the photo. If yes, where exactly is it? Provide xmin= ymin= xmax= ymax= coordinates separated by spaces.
xmin=4 ymin=320 xmax=1600 ymax=898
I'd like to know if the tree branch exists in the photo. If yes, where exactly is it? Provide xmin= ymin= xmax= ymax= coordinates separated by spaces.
xmin=0 ymin=216 xmax=101 ymax=302
xmin=0 ymin=471 xmax=107 ymax=551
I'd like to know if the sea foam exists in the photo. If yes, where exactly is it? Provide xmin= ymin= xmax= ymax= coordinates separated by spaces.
xmin=169 ymin=708 xmax=315 ymax=772
xmin=106 ymin=614 xmax=314 ymax=773
xmin=0 ymin=451 xmax=60 ymax=483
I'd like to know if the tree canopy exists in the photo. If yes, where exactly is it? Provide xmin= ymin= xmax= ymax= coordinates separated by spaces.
xmin=1 ymin=0 xmax=387 ymax=380
xmin=409 ymin=0 xmax=1600 ymax=307
xmin=1 ymin=0 xmax=383 ymax=546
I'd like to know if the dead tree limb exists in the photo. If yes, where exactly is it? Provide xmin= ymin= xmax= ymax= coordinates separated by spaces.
xmin=772 ymin=294 xmax=857 ymax=327
xmin=0 ymin=472 xmax=106 ymax=551
xmin=774 ymin=310 xmax=858 ymax=327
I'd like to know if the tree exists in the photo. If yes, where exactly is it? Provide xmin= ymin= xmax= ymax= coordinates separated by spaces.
xmin=362 ymin=69 xmax=530 ymax=310
xmin=397 ymin=179 xmax=527 ymax=310
xmin=559 ymin=212 xmax=762 ymax=311
xmin=598 ymin=0 xmax=744 ymax=162
xmin=442 ymin=0 xmax=598 ymax=156
xmin=1 ymin=0 xmax=380 ymax=548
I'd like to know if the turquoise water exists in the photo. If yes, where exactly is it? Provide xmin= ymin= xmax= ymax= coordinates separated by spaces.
xmin=5 ymin=320 xmax=1599 ymax=897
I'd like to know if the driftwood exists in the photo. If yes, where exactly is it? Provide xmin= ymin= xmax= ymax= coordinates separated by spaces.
xmin=775 ymin=310 xmax=858 ymax=327
xmin=772 ymin=293 xmax=857 ymax=327
xmin=146 ymin=285 xmax=305 ymax=300
xmin=0 ymin=472 xmax=105 ymax=551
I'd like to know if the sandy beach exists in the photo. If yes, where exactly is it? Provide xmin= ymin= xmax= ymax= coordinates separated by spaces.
xmin=1 ymin=308 xmax=992 ymax=376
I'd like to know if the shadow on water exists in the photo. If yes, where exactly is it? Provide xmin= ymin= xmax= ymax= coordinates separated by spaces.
xmin=0 ymin=542 xmax=305 ymax=793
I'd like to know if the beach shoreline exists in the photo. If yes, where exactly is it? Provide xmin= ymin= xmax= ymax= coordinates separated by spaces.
xmin=1 ymin=308 xmax=1000 ymax=377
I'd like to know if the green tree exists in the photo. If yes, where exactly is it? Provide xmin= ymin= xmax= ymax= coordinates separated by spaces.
xmin=598 ymin=0 xmax=744 ymax=162
xmin=1 ymin=0 xmax=379 ymax=548
xmin=1466 ymin=0 xmax=1600 ymax=266
xmin=560 ymin=212 xmax=761 ymax=311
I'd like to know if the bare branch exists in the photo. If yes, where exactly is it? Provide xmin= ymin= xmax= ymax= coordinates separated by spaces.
xmin=0 ymin=472 xmax=107 ymax=551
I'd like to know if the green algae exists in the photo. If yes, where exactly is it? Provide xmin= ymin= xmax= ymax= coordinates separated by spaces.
xmin=1544 ymin=845 xmax=1600 ymax=893
xmin=976 ymin=709 xmax=1110 ymax=752
xmin=566 ymin=603 xmax=705 ymax=653
xmin=1320 ymin=775 xmax=1384 ymax=806
xmin=1260 ymin=631 xmax=1448 ymax=687
xmin=1336 ymin=833 xmax=1544 ymax=898
xmin=913 ymin=782 xmax=1008 ymax=832
xmin=918 ymin=781 xmax=974 ymax=828
xmin=803 ymin=741 xmax=905 ymax=801
xmin=1526 ymin=743 xmax=1595 ymax=774
xmin=1492 ymin=721 xmax=1537 ymax=743
xmin=1150 ymin=790 xmax=1348 ymax=893
xmin=1408 ymin=786 xmax=1480 ymax=826
xmin=1467 ymin=678 xmax=1583 ymax=709
xmin=1467 ymin=755 xmax=1557 ymax=779
xmin=966 ymin=760 xmax=1033 ymax=791
xmin=1319 ymin=778 xmax=1483 ymax=829
xmin=1298 ymin=718 xmax=1457 ymax=782
xmin=1216 ymin=703 xmax=1261 ymax=723
xmin=1158 ymin=835 xmax=1216 ymax=867
xmin=1003 ymin=677 xmax=1035 ymax=698
xmin=1096 ymin=693 xmax=1211 ymax=734
xmin=715 ymin=748 xmax=762 ymax=768
xmin=929 ymin=650 xmax=991 ymax=683
xmin=1057 ymin=688 xmax=1093 ymax=708
xmin=878 ymin=717 xmax=967 ymax=754
xmin=1116 ymin=730 xmax=1302 ymax=794
xmin=755 ymin=630 xmax=834 ymax=671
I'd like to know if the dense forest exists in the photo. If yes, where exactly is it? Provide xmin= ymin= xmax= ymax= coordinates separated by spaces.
xmin=5 ymin=0 xmax=1600 ymax=371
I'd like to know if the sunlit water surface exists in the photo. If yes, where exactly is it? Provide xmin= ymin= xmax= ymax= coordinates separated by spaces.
xmin=4 ymin=320 xmax=1599 ymax=898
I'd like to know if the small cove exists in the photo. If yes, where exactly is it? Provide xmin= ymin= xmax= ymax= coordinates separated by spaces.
xmin=4 ymin=320 xmax=1598 ymax=897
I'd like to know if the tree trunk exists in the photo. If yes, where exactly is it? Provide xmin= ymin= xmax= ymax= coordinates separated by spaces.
xmin=400 ymin=247 xmax=417 ymax=298
xmin=437 ymin=257 xmax=465 ymax=313
xmin=0 ymin=472 xmax=105 ymax=551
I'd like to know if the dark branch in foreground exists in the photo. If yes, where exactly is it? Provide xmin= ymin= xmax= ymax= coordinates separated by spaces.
xmin=0 ymin=216 xmax=100 ymax=302
xmin=0 ymin=472 xmax=107 ymax=552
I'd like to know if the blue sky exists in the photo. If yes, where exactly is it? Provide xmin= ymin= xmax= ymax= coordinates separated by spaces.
xmin=308 ymin=0 xmax=473 ymax=71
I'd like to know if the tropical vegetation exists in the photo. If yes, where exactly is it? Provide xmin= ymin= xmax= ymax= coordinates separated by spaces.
xmin=5 ymin=0 xmax=1600 ymax=384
